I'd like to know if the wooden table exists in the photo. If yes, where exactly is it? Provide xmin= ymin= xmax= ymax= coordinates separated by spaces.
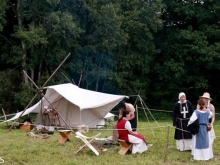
xmin=58 ymin=130 xmax=72 ymax=143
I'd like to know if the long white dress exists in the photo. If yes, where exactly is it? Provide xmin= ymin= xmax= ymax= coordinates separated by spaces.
xmin=207 ymin=105 xmax=216 ymax=144
xmin=209 ymin=125 xmax=216 ymax=144
xmin=188 ymin=110 xmax=213 ymax=160
xmin=176 ymin=139 xmax=192 ymax=151
xmin=125 ymin=121 xmax=148 ymax=154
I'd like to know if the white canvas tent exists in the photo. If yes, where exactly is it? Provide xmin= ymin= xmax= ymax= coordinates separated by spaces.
xmin=5 ymin=83 xmax=127 ymax=128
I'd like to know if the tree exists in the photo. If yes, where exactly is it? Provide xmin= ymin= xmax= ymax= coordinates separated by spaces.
xmin=0 ymin=0 xmax=7 ymax=32
xmin=112 ymin=0 xmax=163 ymax=98
xmin=0 ymin=0 xmax=82 ymax=113
xmin=66 ymin=0 xmax=125 ymax=91
xmin=151 ymin=0 xmax=220 ymax=108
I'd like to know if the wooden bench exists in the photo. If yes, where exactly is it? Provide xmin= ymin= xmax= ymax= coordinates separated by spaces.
xmin=118 ymin=139 xmax=132 ymax=155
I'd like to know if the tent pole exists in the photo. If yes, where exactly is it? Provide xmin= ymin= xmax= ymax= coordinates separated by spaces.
xmin=80 ymin=109 xmax=81 ymax=126
xmin=2 ymin=108 xmax=8 ymax=127
xmin=71 ymin=79 xmax=76 ymax=85
xmin=39 ymin=92 xmax=46 ymax=126
xmin=139 ymin=95 xmax=164 ymax=132
xmin=61 ymin=72 xmax=75 ymax=84
xmin=78 ymin=73 xmax=82 ymax=87
xmin=23 ymin=70 xmax=73 ymax=130
xmin=9 ymin=92 xmax=40 ymax=130
xmin=133 ymin=89 xmax=141 ymax=107
xmin=0 ymin=113 xmax=16 ymax=119
xmin=138 ymin=96 xmax=155 ymax=137
xmin=9 ymin=53 xmax=71 ymax=131
xmin=135 ymin=105 xmax=138 ymax=125
xmin=42 ymin=53 xmax=71 ymax=87
xmin=40 ymin=92 xmax=73 ymax=130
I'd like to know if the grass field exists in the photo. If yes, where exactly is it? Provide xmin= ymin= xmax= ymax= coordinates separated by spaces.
xmin=0 ymin=121 xmax=219 ymax=165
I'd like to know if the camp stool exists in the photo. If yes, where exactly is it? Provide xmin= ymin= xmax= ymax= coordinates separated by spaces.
xmin=58 ymin=130 xmax=72 ymax=143
xmin=75 ymin=131 xmax=101 ymax=156
xmin=118 ymin=139 xmax=132 ymax=155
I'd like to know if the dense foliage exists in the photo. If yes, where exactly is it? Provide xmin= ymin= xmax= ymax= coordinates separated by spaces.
xmin=0 ymin=0 xmax=220 ymax=114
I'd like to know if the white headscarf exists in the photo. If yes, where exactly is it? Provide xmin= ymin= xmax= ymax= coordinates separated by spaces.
xmin=178 ymin=92 xmax=185 ymax=100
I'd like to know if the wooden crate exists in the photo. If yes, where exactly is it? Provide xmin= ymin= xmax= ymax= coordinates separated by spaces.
xmin=20 ymin=124 xmax=34 ymax=130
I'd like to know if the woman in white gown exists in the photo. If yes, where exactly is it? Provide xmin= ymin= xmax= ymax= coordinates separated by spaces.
xmin=197 ymin=92 xmax=216 ymax=144
xmin=116 ymin=110 xmax=148 ymax=154
xmin=188 ymin=98 xmax=213 ymax=161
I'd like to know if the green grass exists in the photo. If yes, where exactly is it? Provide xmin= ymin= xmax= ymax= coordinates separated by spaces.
xmin=0 ymin=121 xmax=219 ymax=165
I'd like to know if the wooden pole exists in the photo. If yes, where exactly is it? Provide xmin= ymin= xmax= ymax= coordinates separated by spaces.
xmin=23 ymin=70 xmax=39 ymax=89
xmin=2 ymin=108 xmax=8 ymax=127
xmin=163 ymin=125 xmax=170 ymax=163
xmin=78 ymin=73 xmax=82 ymax=87
xmin=0 ymin=113 xmax=16 ymax=119
xmin=71 ymin=79 xmax=76 ymax=85
xmin=23 ymin=53 xmax=71 ymax=90
xmin=139 ymin=95 xmax=164 ymax=133
xmin=9 ymin=53 xmax=71 ymax=131
xmin=61 ymin=72 xmax=75 ymax=84
xmin=133 ymin=89 xmax=141 ymax=107
xmin=23 ymin=70 xmax=73 ymax=130
xmin=135 ymin=104 xmax=138 ymax=125
xmin=39 ymin=92 xmax=73 ymax=130
xmin=43 ymin=53 xmax=71 ymax=87
xmin=9 ymin=92 xmax=40 ymax=130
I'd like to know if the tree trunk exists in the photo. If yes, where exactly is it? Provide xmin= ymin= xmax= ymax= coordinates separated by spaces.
xmin=38 ymin=61 xmax=42 ymax=80
xmin=95 ymin=53 xmax=103 ymax=91
xmin=81 ymin=53 xmax=88 ymax=88
xmin=85 ymin=65 xmax=89 ymax=89
xmin=101 ymin=65 xmax=110 ymax=92
xmin=30 ymin=69 xmax=34 ymax=87
xmin=17 ymin=0 xmax=29 ymax=84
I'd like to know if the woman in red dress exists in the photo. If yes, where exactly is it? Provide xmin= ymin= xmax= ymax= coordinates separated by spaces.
xmin=116 ymin=110 xmax=148 ymax=154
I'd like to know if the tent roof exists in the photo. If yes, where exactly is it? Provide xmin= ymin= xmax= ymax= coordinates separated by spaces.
xmin=47 ymin=83 xmax=127 ymax=110
xmin=4 ymin=83 xmax=127 ymax=122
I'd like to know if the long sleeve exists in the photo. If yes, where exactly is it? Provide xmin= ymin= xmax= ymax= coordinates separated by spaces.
xmin=188 ymin=111 xmax=198 ymax=126
xmin=125 ymin=121 xmax=132 ymax=131
xmin=209 ymin=111 xmax=212 ymax=118
xmin=187 ymin=111 xmax=199 ymax=135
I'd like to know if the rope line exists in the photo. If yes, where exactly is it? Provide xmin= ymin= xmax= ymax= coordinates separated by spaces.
xmin=9 ymin=121 xmax=192 ymax=133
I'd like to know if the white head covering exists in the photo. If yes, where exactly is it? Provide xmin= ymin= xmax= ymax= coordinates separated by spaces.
xmin=178 ymin=92 xmax=185 ymax=100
